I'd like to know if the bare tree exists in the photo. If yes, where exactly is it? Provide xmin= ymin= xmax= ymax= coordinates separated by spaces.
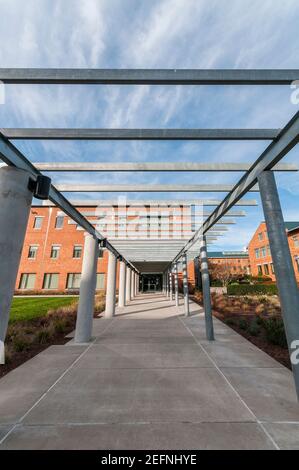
xmin=209 ymin=261 xmax=239 ymax=287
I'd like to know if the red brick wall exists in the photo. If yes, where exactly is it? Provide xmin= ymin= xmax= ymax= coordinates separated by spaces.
xmin=248 ymin=222 xmax=299 ymax=282
xmin=208 ymin=257 xmax=250 ymax=276
xmin=16 ymin=206 xmax=196 ymax=293
xmin=16 ymin=206 xmax=112 ymax=292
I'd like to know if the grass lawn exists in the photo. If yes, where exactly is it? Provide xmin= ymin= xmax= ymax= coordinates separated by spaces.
xmin=9 ymin=297 xmax=77 ymax=323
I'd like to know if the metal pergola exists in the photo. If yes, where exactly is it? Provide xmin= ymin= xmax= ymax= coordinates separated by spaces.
xmin=0 ymin=68 xmax=299 ymax=398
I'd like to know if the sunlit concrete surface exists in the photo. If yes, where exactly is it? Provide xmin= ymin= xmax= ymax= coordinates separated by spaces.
xmin=0 ymin=293 xmax=299 ymax=450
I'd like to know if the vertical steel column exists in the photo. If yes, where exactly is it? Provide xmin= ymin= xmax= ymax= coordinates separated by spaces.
xmin=258 ymin=171 xmax=299 ymax=398
xmin=126 ymin=266 xmax=131 ymax=302
xmin=182 ymin=253 xmax=190 ymax=317
xmin=118 ymin=260 xmax=126 ymax=307
xmin=75 ymin=233 xmax=99 ymax=343
xmin=174 ymin=261 xmax=179 ymax=307
xmin=131 ymin=270 xmax=135 ymax=298
xmin=105 ymin=251 xmax=117 ymax=318
xmin=200 ymin=236 xmax=215 ymax=341
xmin=165 ymin=271 xmax=169 ymax=297
xmin=0 ymin=168 xmax=33 ymax=344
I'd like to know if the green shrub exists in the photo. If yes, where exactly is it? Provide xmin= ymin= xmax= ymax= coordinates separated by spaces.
xmin=262 ymin=317 xmax=287 ymax=348
xmin=224 ymin=318 xmax=236 ymax=326
xmin=248 ymin=319 xmax=261 ymax=336
xmin=211 ymin=280 xmax=223 ymax=287
xmin=251 ymin=276 xmax=273 ymax=283
xmin=227 ymin=284 xmax=278 ymax=296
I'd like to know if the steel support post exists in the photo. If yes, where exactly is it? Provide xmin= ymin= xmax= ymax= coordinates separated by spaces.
xmin=131 ymin=270 xmax=135 ymax=299
xmin=0 ymin=167 xmax=33 ymax=344
xmin=126 ymin=266 xmax=131 ymax=302
xmin=258 ymin=171 xmax=299 ymax=398
xmin=169 ymin=270 xmax=174 ymax=300
xmin=174 ymin=262 xmax=179 ymax=307
xmin=199 ymin=236 xmax=215 ymax=341
xmin=105 ymin=251 xmax=117 ymax=318
xmin=182 ymin=254 xmax=190 ymax=317
xmin=118 ymin=260 xmax=126 ymax=307
xmin=75 ymin=233 xmax=99 ymax=342
xmin=165 ymin=272 xmax=169 ymax=297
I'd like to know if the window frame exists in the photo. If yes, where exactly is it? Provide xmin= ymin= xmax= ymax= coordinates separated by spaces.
xmin=28 ymin=245 xmax=38 ymax=259
xmin=19 ymin=273 xmax=36 ymax=289
xmin=73 ymin=245 xmax=83 ymax=259
xmin=33 ymin=216 xmax=43 ymax=229
xmin=42 ymin=273 xmax=59 ymax=290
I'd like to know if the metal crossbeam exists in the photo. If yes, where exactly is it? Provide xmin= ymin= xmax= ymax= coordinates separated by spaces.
xmin=56 ymin=184 xmax=259 ymax=192
xmin=1 ymin=68 xmax=298 ymax=84
xmin=0 ymin=128 xmax=279 ymax=140
xmin=44 ymin=199 xmax=258 ymax=206
xmin=26 ymin=162 xmax=297 ymax=172
xmin=172 ymin=110 xmax=299 ymax=262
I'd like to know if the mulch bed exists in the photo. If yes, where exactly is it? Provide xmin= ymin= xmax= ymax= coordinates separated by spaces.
xmin=0 ymin=310 xmax=104 ymax=379
xmin=191 ymin=295 xmax=291 ymax=370
xmin=0 ymin=320 xmax=77 ymax=379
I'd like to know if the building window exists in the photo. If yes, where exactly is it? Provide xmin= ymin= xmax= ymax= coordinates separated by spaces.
xmin=270 ymin=263 xmax=275 ymax=274
xmin=73 ymin=245 xmax=82 ymax=258
xmin=43 ymin=273 xmax=59 ymax=289
xmin=293 ymin=236 xmax=299 ymax=248
xmin=55 ymin=215 xmax=64 ymax=229
xmin=66 ymin=273 xmax=81 ymax=289
xmin=28 ymin=245 xmax=38 ymax=259
xmin=261 ymin=246 xmax=266 ymax=258
xmin=96 ymin=273 xmax=105 ymax=290
xmin=98 ymin=248 xmax=104 ymax=258
xmin=257 ymin=265 xmax=262 ymax=276
xmin=50 ymin=245 xmax=60 ymax=259
xmin=33 ymin=216 xmax=43 ymax=229
xmin=255 ymin=248 xmax=260 ymax=259
xmin=19 ymin=273 xmax=36 ymax=289
xmin=266 ymin=245 xmax=271 ymax=256
xmin=264 ymin=264 xmax=269 ymax=275
xmin=258 ymin=232 xmax=263 ymax=241
xmin=295 ymin=257 xmax=299 ymax=273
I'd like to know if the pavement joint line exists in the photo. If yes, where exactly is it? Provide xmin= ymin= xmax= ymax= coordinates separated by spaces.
xmin=0 ymin=318 xmax=116 ymax=446
xmin=178 ymin=312 xmax=280 ymax=450
xmin=2 ymin=419 xmax=267 ymax=427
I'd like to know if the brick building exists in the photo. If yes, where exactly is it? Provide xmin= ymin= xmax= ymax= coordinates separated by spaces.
xmin=208 ymin=251 xmax=250 ymax=274
xmin=248 ymin=221 xmax=299 ymax=282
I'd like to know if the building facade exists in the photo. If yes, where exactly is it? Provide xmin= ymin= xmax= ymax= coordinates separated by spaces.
xmin=207 ymin=251 xmax=251 ymax=279
xmin=248 ymin=221 xmax=299 ymax=282
xmin=15 ymin=204 xmax=197 ymax=293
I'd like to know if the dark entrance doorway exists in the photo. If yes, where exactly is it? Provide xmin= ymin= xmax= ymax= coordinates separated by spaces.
xmin=141 ymin=274 xmax=162 ymax=292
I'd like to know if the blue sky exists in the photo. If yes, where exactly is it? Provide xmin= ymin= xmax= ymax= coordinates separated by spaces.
xmin=0 ymin=0 xmax=299 ymax=251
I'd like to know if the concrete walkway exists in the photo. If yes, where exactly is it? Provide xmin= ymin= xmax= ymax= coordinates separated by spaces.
xmin=1 ymin=293 xmax=299 ymax=450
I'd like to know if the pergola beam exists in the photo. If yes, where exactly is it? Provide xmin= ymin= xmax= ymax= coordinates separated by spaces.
xmin=0 ymin=128 xmax=279 ymax=141
xmin=56 ymin=183 xmax=259 ymax=192
xmin=1 ymin=68 xmax=298 ymax=85
xmin=45 ymin=198 xmax=258 ymax=206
